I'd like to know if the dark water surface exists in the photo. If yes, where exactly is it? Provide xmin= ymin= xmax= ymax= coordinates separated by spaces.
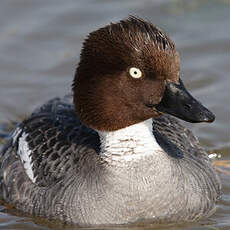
xmin=0 ymin=0 xmax=230 ymax=229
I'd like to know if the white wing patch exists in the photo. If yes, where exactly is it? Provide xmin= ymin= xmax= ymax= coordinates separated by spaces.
xmin=12 ymin=127 xmax=22 ymax=144
xmin=13 ymin=129 xmax=36 ymax=183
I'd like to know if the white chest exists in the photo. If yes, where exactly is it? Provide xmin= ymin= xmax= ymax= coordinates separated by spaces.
xmin=98 ymin=119 xmax=163 ymax=161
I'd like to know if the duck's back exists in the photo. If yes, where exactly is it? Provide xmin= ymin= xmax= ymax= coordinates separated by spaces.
xmin=0 ymin=95 xmax=100 ymax=188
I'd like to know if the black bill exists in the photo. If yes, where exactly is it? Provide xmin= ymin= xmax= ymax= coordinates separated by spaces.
xmin=156 ymin=79 xmax=215 ymax=123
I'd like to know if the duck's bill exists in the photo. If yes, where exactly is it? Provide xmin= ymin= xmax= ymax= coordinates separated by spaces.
xmin=156 ymin=79 xmax=215 ymax=123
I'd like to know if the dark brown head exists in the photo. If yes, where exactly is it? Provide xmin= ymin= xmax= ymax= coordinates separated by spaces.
xmin=73 ymin=16 xmax=215 ymax=131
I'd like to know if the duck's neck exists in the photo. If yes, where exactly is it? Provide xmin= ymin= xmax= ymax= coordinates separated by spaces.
xmin=98 ymin=119 xmax=163 ymax=161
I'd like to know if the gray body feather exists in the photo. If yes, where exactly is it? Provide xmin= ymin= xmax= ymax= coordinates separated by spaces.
xmin=0 ymin=95 xmax=221 ymax=226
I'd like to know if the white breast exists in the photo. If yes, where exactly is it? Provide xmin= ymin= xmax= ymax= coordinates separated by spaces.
xmin=98 ymin=119 xmax=163 ymax=161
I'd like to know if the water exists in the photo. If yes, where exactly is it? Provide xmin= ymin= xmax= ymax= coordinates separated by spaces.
xmin=0 ymin=0 xmax=230 ymax=229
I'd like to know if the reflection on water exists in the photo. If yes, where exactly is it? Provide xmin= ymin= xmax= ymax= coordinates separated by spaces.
xmin=0 ymin=0 xmax=230 ymax=229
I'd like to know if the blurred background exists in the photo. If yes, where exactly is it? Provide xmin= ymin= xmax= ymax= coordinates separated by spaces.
xmin=0 ymin=0 xmax=230 ymax=229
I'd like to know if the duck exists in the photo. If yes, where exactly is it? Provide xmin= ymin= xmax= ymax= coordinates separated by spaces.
xmin=0 ymin=16 xmax=222 ymax=227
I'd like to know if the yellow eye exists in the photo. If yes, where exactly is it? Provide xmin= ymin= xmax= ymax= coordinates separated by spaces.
xmin=129 ymin=67 xmax=142 ymax=79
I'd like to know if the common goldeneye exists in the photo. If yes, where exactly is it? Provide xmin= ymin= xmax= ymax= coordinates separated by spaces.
xmin=0 ymin=16 xmax=221 ymax=227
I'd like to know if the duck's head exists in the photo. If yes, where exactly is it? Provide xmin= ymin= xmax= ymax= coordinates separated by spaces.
xmin=73 ymin=16 xmax=215 ymax=131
